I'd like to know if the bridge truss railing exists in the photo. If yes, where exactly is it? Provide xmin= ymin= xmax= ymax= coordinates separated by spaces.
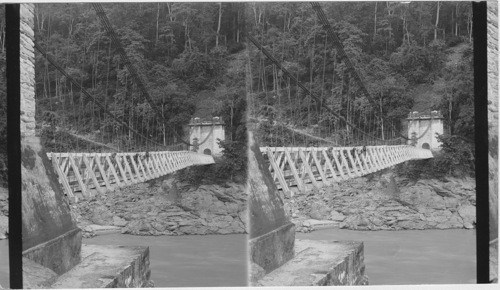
xmin=261 ymin=145 xmax=433 ymax=194
xmin=48 ymin=150 xmax=214 ymax=202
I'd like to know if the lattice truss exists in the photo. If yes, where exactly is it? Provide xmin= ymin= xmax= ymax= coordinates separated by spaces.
xmin=49 ymin=151 xmax=214 ymax=201
xmin=262 ymin=146 xmax=433 ymax=193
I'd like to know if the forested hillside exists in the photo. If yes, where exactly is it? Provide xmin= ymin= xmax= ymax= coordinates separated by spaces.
xmin=34 ymin=2 xmax=246 ymax=152
xmin=0 ymin=2 xmax=478 ymax=184
xmin=247 ymin=1 xmax=474 ymax=176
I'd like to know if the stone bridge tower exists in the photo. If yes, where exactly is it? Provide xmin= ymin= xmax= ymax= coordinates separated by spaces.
xmin=188 ymin=116 xmax=225 ymax=156
xmin=18 ymin=4 xmax=151 ymax=287
xmin=19 ymin=3 xmax=82 ymax=276
xmin=407 ymin=111 xmax=444 ymax=150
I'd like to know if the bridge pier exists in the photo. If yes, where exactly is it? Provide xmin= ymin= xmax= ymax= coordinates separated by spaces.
xmin=248 ymin=132 xmax=295 ymax=277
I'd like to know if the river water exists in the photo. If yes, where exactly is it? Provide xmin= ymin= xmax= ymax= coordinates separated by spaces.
xmin=0 ymin=229 xmax=476 ymax=287
xmin=297 ymin=228 xmax=476 ymax=285
xmin=0 ymin=240 xmax=7 ymax=288
xmin=85 ymin=233 xmax=248 ymax=287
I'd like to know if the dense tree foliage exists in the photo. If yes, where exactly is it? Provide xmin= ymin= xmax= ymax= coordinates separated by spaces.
xmin=0 ymin=3 xmax=247 ymax=184
xmin=0 ymin=2 xmax=478 ymax=184
xmin=248 ymin=2 xmax=474 ymax=173
xmin=34 ymin=2 xmax=246 ymax=153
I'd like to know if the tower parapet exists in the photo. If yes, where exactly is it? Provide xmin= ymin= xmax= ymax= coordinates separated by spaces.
xmin=407 ymin=110 xmax=444 ymax=150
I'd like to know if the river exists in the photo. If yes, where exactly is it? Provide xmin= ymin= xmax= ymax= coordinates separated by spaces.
xmin=297 ymin=228 xmax=476 ymax=285
xmin=0 ymin=240 xmax=7 ymax=288
xmin=85 ymin=233 xmax=248 ymax=287
xmin=0 ymin=229 xmax=476 ymax=287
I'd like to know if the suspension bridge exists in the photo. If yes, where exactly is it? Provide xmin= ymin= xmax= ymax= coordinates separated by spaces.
xmin=35 ymin=3 xmax=215 ymax=201
xmin=249 ymin=2 xmax=434 ymax=194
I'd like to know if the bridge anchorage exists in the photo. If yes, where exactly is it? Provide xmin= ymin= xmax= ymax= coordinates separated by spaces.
xmin=407 ymin=110 xmax=445 ymax=150
xmin=188 ymin=116 xmax=225 ymax=156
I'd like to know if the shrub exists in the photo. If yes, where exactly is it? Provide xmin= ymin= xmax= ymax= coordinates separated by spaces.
xmin=175 ymin=139 xmax=247 ymax=185
xmin=446 ymin=35 xmax=463 ymax=47
xmin=397 ymin=134 xmax=475 ymax=180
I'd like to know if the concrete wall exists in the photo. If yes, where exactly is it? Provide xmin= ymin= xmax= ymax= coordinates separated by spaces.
xmin=248 ymin=131 xmax=295 ymax=274
xmin=20 ymin=3 xmax=82 ymax=274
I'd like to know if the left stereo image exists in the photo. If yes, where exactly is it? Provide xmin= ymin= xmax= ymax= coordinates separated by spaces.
xmin=6 ymin=3 xmax=248 ymax=288
xmin=0 ymin=3 xmax=8 ymax=289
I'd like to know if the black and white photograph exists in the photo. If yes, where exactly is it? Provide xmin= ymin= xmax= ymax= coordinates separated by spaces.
xmin=13 ymin=2 xmax=247 ymax=288
xmin=247 ymin=1 xmax=493 ymax=286
xmin=0 ymin=3 xmax=8 ymax=288
xmin=0 ymin=0 xmax=498 ymax=289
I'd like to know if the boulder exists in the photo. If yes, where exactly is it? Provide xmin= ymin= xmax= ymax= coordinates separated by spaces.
xmin=0 ymin=187 xmax=7 ymax=201
xmin=112 ymin=216 xmax=128 ymax=227
xmin=88 ymin=204 xmax=114 ymax=226
xmin=250 ymin=262 xmax=266 ymax=285
xmin=330 ymin=210 xmax=346 ymax=222
xmin=178 ymin=225 xmax=209 ymax=235
xmin=127 ymin=220 xmax=151 ymax=233
xmin=307 ymin=201 xmax=331 ymax=220
xmin=457 ymin=205 xmax=476 ymax=227
xmin=0 ymin=215 xmax=7 ymax=240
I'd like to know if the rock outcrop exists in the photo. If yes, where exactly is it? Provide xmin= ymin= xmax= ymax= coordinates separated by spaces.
xmin=73 ymin=177 xmax=247 ymax=237
xmin=289 ymin=172 xmax=476 ymax=232
xmin=488 ymin=1 xmax=498 ymax=282
xmin=0 ymin=187 xmax=7 ymax=240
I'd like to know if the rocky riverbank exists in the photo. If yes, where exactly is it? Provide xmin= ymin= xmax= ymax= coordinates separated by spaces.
xmin=288 ymin=171 xmax=476 ymax=232
xmin=0 ymin=187 xmax=7 ymax=240
xmin=72 ymin=176 xmax=247 ymax=238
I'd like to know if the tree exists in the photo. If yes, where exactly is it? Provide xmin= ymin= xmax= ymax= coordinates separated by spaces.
xmin=434 ymin=1 xmax=442 ymax=41
xmin=33 ymin=3 xmax=244 ymax=152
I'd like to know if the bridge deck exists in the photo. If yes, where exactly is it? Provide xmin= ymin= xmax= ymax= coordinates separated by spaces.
xmin=48 ymin=150 xmax=214 ymax=202
xmin=261 ymin=145 xmax=432 ymax=194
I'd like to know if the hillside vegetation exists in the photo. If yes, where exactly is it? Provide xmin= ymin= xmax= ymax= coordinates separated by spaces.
xmin=247 ymin=2 xmax=474 ymax=177
xmin=1 ymin=3 xmax=247 ymax=183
